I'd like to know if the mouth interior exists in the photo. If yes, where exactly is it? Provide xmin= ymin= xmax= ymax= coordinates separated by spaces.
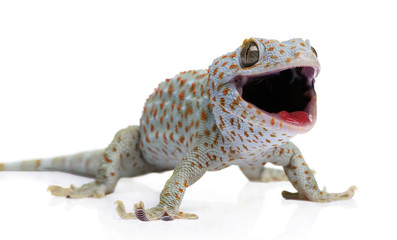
xmin=238 ymin=67 xmax=316 ymax=125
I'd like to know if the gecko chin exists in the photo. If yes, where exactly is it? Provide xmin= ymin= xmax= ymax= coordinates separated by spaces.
xmin=233 ymin=66 xmax=318 ymax=131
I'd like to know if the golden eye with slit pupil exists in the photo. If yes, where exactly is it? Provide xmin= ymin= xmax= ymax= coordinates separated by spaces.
xmin=311 ymin=46 xmax=318 ymax=57
xmin=241 ymin=41 xmax=260 ymax=68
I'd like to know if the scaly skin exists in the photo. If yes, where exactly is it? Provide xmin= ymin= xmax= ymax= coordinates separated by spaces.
xmin=0 ymin=37 xmax=356 ymax=221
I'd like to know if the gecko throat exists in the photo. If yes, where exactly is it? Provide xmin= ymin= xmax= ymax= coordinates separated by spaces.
xmin=235 ymin=66 xmax=316 ymax=125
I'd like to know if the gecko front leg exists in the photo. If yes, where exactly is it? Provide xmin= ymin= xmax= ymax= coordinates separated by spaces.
xmin=277 ymin=142 xmax=356 ymax=202
xmin=115 ymin=143 xmax=211 ymax=221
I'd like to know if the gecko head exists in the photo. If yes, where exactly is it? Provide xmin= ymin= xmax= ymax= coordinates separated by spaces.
xmin=209 ymin=38 xmax=320 ymax=135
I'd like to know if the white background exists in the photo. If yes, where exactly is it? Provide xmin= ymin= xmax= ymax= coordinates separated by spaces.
xmin=0 ymin=0 xmax=396 ymax=239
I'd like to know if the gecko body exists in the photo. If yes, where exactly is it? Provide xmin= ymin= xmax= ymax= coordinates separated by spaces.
xmin=0 ymin=38 xmax=356 ymax=221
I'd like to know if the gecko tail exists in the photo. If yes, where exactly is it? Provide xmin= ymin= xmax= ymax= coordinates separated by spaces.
xmin=0 ymin=149 xmax=105 ymax=178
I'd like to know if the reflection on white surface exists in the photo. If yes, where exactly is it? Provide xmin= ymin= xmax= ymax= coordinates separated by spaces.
xmin=0 ymin=169 xmax=363 ymax=240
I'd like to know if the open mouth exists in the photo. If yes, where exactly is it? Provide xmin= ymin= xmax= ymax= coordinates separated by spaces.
xmin=233 ymin=66 xmax=317 ymax=126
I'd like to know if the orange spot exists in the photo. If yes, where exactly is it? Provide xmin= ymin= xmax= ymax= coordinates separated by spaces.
xmin=201 ymin=110 xmax=208 ymax=121
xmin=180 ymin=79 xmax=186 ymax=86
xmin=204 ymin=129 xmax=210 ymax=137
xmin=179 ymin=136 xmax=185 ymax=143
xmin=270 ymin=118 xmax=275 ymax=126
xmin=168 ymin=84 xmax=173 ymax=95
xmin=190 ymin=82 xmax=196 ymax=92
xmin=213 ymin=67 xmax=218 ymax=76
xmin=230 ymin=52 xmax=236 ymax=58
xmin=104 ymin=156 xmax=112 ymax=163
xmin=222 ymin=88 xmax=230 ymax=95
xmin=220 ymin=98 xmax=225 ymax=106
xmin=219 ymin=72 xmax=225 ymax=79
xmin=279 ymin=148 xmax=284 ymax=156
xmin=229 ymin=64 xmax=238 ymax=69
xmin=178 ymin=91 xmax=185 ymax=101
xmin=300 ymin=42 xmax=306 ymax=47
xmin=175 ymin=193 xmax=180 ymax=200
xmin=222 ymin=62 xmax=228 ymax=67
xmin=112 ymin=147 xmax=117 ymax=152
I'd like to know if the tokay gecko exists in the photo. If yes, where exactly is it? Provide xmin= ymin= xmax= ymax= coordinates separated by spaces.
xmin=0 ymin=38 xmax=356 ymax=221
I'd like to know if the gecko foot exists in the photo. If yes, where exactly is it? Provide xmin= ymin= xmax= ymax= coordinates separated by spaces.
xmin=282 ymin=185 xmax=357 ymax=202
xmin=48 ymin=181 xmax=108 ymax=198
xmin=115 ymin=200 xmax=198 ymax=221
xmin=260 ymin=168 xmax=289 ymax=182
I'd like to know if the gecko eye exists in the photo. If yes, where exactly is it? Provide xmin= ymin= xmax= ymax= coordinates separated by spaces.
xmin=240 ymin=41 xmax=260 ymax=68
xmin=311 ymin=46 xmax=318 ymax=57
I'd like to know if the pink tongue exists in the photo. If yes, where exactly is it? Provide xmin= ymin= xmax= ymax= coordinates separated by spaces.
xmin=278 ymin=111 xmax=310 ymax=124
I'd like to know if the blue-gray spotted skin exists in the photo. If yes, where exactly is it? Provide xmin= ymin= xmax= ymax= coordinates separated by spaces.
xmin=0 ymin=38 xmax=356 ymax=221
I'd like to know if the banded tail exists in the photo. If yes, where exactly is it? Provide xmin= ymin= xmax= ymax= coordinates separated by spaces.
xmin=0 ymin=149 xmax=105 ymax=178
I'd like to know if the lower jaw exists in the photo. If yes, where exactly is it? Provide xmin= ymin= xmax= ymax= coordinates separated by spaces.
xmin=278 ymin=110 xmax=311 ymax=124
xmin=255 ymin=95 xmax=317 ymax=130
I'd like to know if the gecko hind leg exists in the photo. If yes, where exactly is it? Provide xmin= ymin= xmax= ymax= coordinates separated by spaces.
xmin=48 ymin=182 xmax=108 ymax=198
xmin=48 ymin=126 xmax=156 ymax=199
xmin=240 ymin=165 xmax=289 ymax=182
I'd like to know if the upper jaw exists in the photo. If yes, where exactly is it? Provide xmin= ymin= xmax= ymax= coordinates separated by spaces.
xmin=232 ymin=65 xmax=319 ymax=132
